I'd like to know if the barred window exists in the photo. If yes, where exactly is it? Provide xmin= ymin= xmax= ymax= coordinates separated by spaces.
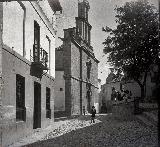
xmin=46 ymin=87 xmax=51 ymax=119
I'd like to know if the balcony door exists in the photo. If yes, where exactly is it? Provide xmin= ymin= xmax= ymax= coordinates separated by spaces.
xmin=34 ymin=21 xmax=40 ymax=62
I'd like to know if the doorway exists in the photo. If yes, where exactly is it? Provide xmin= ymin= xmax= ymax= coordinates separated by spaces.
xmin=33 ymin=82 xmax=41 ymax=129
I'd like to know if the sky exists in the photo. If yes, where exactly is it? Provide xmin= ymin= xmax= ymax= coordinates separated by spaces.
xmin=56 ymin=0 xmax=158 ymax=85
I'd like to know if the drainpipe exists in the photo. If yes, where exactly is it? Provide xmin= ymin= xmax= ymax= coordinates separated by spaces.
xmin=79 ymin=48 xmax=82 ymax=115
xmin=0 ymin=2 xmax=3 ymax=119
xmin=0 ymin=3 xmax=3 ymax=145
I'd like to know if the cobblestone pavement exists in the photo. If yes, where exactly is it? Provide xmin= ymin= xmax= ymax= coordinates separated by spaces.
xmin=24 ymin=114 xmax=158 ymax=147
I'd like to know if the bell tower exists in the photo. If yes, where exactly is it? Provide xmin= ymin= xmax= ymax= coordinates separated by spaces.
xmin=76 ymin=0 xmax=92 ymax=46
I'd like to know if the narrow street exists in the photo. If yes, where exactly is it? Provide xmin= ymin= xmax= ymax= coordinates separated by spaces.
xmin=23 ymin=113 xmax=158 ymax=147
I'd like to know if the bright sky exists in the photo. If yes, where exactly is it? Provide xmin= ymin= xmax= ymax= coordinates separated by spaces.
xmin=56 ymin=0 xmax=158 ymax=85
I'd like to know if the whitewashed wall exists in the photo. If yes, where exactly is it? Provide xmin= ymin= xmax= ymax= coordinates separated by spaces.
xmin=3 ymin=1 xmax=56 ymax=77
xmin=54 ymin=71 xmax=65 ymax=111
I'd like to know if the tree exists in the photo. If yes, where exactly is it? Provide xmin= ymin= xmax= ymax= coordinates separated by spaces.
xmin=102 ymin=0 xmax=159 ymax=100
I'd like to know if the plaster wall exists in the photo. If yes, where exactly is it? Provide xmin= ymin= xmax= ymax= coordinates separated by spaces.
xmin=71 ymin=42 xmax=80 ymax=115
xmin=54 ymin=71 xmax=65 ymax=111
xmin=2 ymin=1 xmax=56 ymax=77
xmin=1 ymin=45 xmax=55 ymax=146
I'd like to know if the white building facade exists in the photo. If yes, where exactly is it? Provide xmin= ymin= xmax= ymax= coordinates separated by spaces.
xmin=0 ymin=1 xmax=62 ymax=146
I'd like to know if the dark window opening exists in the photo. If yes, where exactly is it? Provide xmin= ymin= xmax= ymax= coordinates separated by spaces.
xmin=86 ymin=58 xmax=92 ymax=79
xmin=46 ymin=87 xmax=51 ymax=119
xmin=46 ymin=35 xmax=51 ymax=74
xmin=16 ymin=74 xmax=26 ymax=121
xmin=60 ymin=88 xmax=63 ymax=91
xmin=33 ymin=21 xmax=40 ymax=62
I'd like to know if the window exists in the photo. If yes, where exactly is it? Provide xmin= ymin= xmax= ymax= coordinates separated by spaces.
xmin=16 ymin=74 xmax=26 ymax=121
xmin=33 ymin=21 xmax=40 ymax=62
xmin=46 ymin=87 xmax=51 ymax=119
xmin=86 ymin=58 xmax=92 ymax=79
xmin=60 ymin=88 xmax=63 ymax=91
xmin=46 ymin=36 xmax=51 ymax=74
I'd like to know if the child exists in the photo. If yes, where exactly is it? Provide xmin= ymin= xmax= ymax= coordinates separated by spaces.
xmin=91 ymin=106 xmax=96 ymax=123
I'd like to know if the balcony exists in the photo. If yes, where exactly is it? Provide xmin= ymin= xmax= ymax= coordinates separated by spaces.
xmin=30 ymin=44 xmax=49 ymax=78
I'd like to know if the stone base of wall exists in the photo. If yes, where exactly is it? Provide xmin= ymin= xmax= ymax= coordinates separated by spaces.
xmin=0 ymin=119 xmax=32 ymax=147
xmin=54 ymin=111 xmax=68 ymax=118
xmin=112 ymin=100 xmax=135 ymax=120
xmin=0 ymin=105 xmax=53 ymax=146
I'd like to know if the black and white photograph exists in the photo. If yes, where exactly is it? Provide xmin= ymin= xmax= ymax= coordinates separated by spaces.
xmin=0 ymin=0 xmax=159 ymax=146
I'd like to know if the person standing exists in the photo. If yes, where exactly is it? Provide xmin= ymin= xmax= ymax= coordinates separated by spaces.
xmin=91 ymin=106 xmax=96 ymax=123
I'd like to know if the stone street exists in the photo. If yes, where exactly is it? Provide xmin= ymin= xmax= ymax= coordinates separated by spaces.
xmin=20 ymin=112 xmax=158 ymax=147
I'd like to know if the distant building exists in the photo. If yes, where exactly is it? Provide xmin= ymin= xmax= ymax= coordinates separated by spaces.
xmin=0 ymin=1 xmax=62 ymax=146
xmin=55 ymin=0 xmax=99 ymax=116
xmin=99 ymin=68 xmax=156 ymax=110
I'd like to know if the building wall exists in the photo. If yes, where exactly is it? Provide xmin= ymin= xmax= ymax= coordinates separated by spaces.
xmin=63 ymin=32 xmax=71 ymax=115
xmin=81 ymin=50 xmax=87 ymax=112
xmin=70 ymin=42 xmax=99 ymax=115
xmin=0 ymin=1 xmax=58 ymax=146
xmin=1 ymin=46 xmax=55 ymax=146
xmin=123 ymin=81 xmax=141 ymax=97
xmin=3 ymin=1 xmax=56 ymax=77
xmin=90 ymin=57 xmax=99 ymax=112
xmin=70 ymin=42 xmax=80 ymax=115
xmin=55 ymin=49 xmax=63 ymax=70
xmin=55 ymin=48 xmax=65 ymax=112
xmin=123 ymin=76 xmax=156 ymax=98
xmin=90 ymin=58 xmax=99 ymax=102
xmin=54 ymin=71 xmax=65 ymax=111
xmin=100 ymin=73 xmax=156 ymax=109
xmin=54 ymin=40 xmax=99 ymax=116
xmin=55 ymin=27 xmax=99 ymax=115
xmin=71 ymin=78 xmax=80 ymax=115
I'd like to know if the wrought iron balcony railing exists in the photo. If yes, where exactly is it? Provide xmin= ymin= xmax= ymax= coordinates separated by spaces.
xmin=30 ymin=44 xmax=48 ymax=69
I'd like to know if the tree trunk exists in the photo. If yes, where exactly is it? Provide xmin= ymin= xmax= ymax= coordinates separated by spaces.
xmin=135 ymin=79 xmax=145 ymax=100
xmin=140 ymin=85 xmax=145 ymax=102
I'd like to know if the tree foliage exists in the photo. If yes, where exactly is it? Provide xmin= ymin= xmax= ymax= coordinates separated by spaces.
xmin=103 ymin=0 xmax=159 ymax=98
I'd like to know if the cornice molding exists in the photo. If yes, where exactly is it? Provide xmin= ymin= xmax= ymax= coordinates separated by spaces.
xmin=71 ymin=37 xmax=99 ymax=63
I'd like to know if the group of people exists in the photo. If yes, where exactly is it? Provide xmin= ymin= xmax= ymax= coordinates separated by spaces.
xmin=111 ymin=87 xmax=132 ymax=101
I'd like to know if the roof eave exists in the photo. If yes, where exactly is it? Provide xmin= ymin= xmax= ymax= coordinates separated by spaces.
xmin=48 ymin=0 xmax=62 ymax=13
